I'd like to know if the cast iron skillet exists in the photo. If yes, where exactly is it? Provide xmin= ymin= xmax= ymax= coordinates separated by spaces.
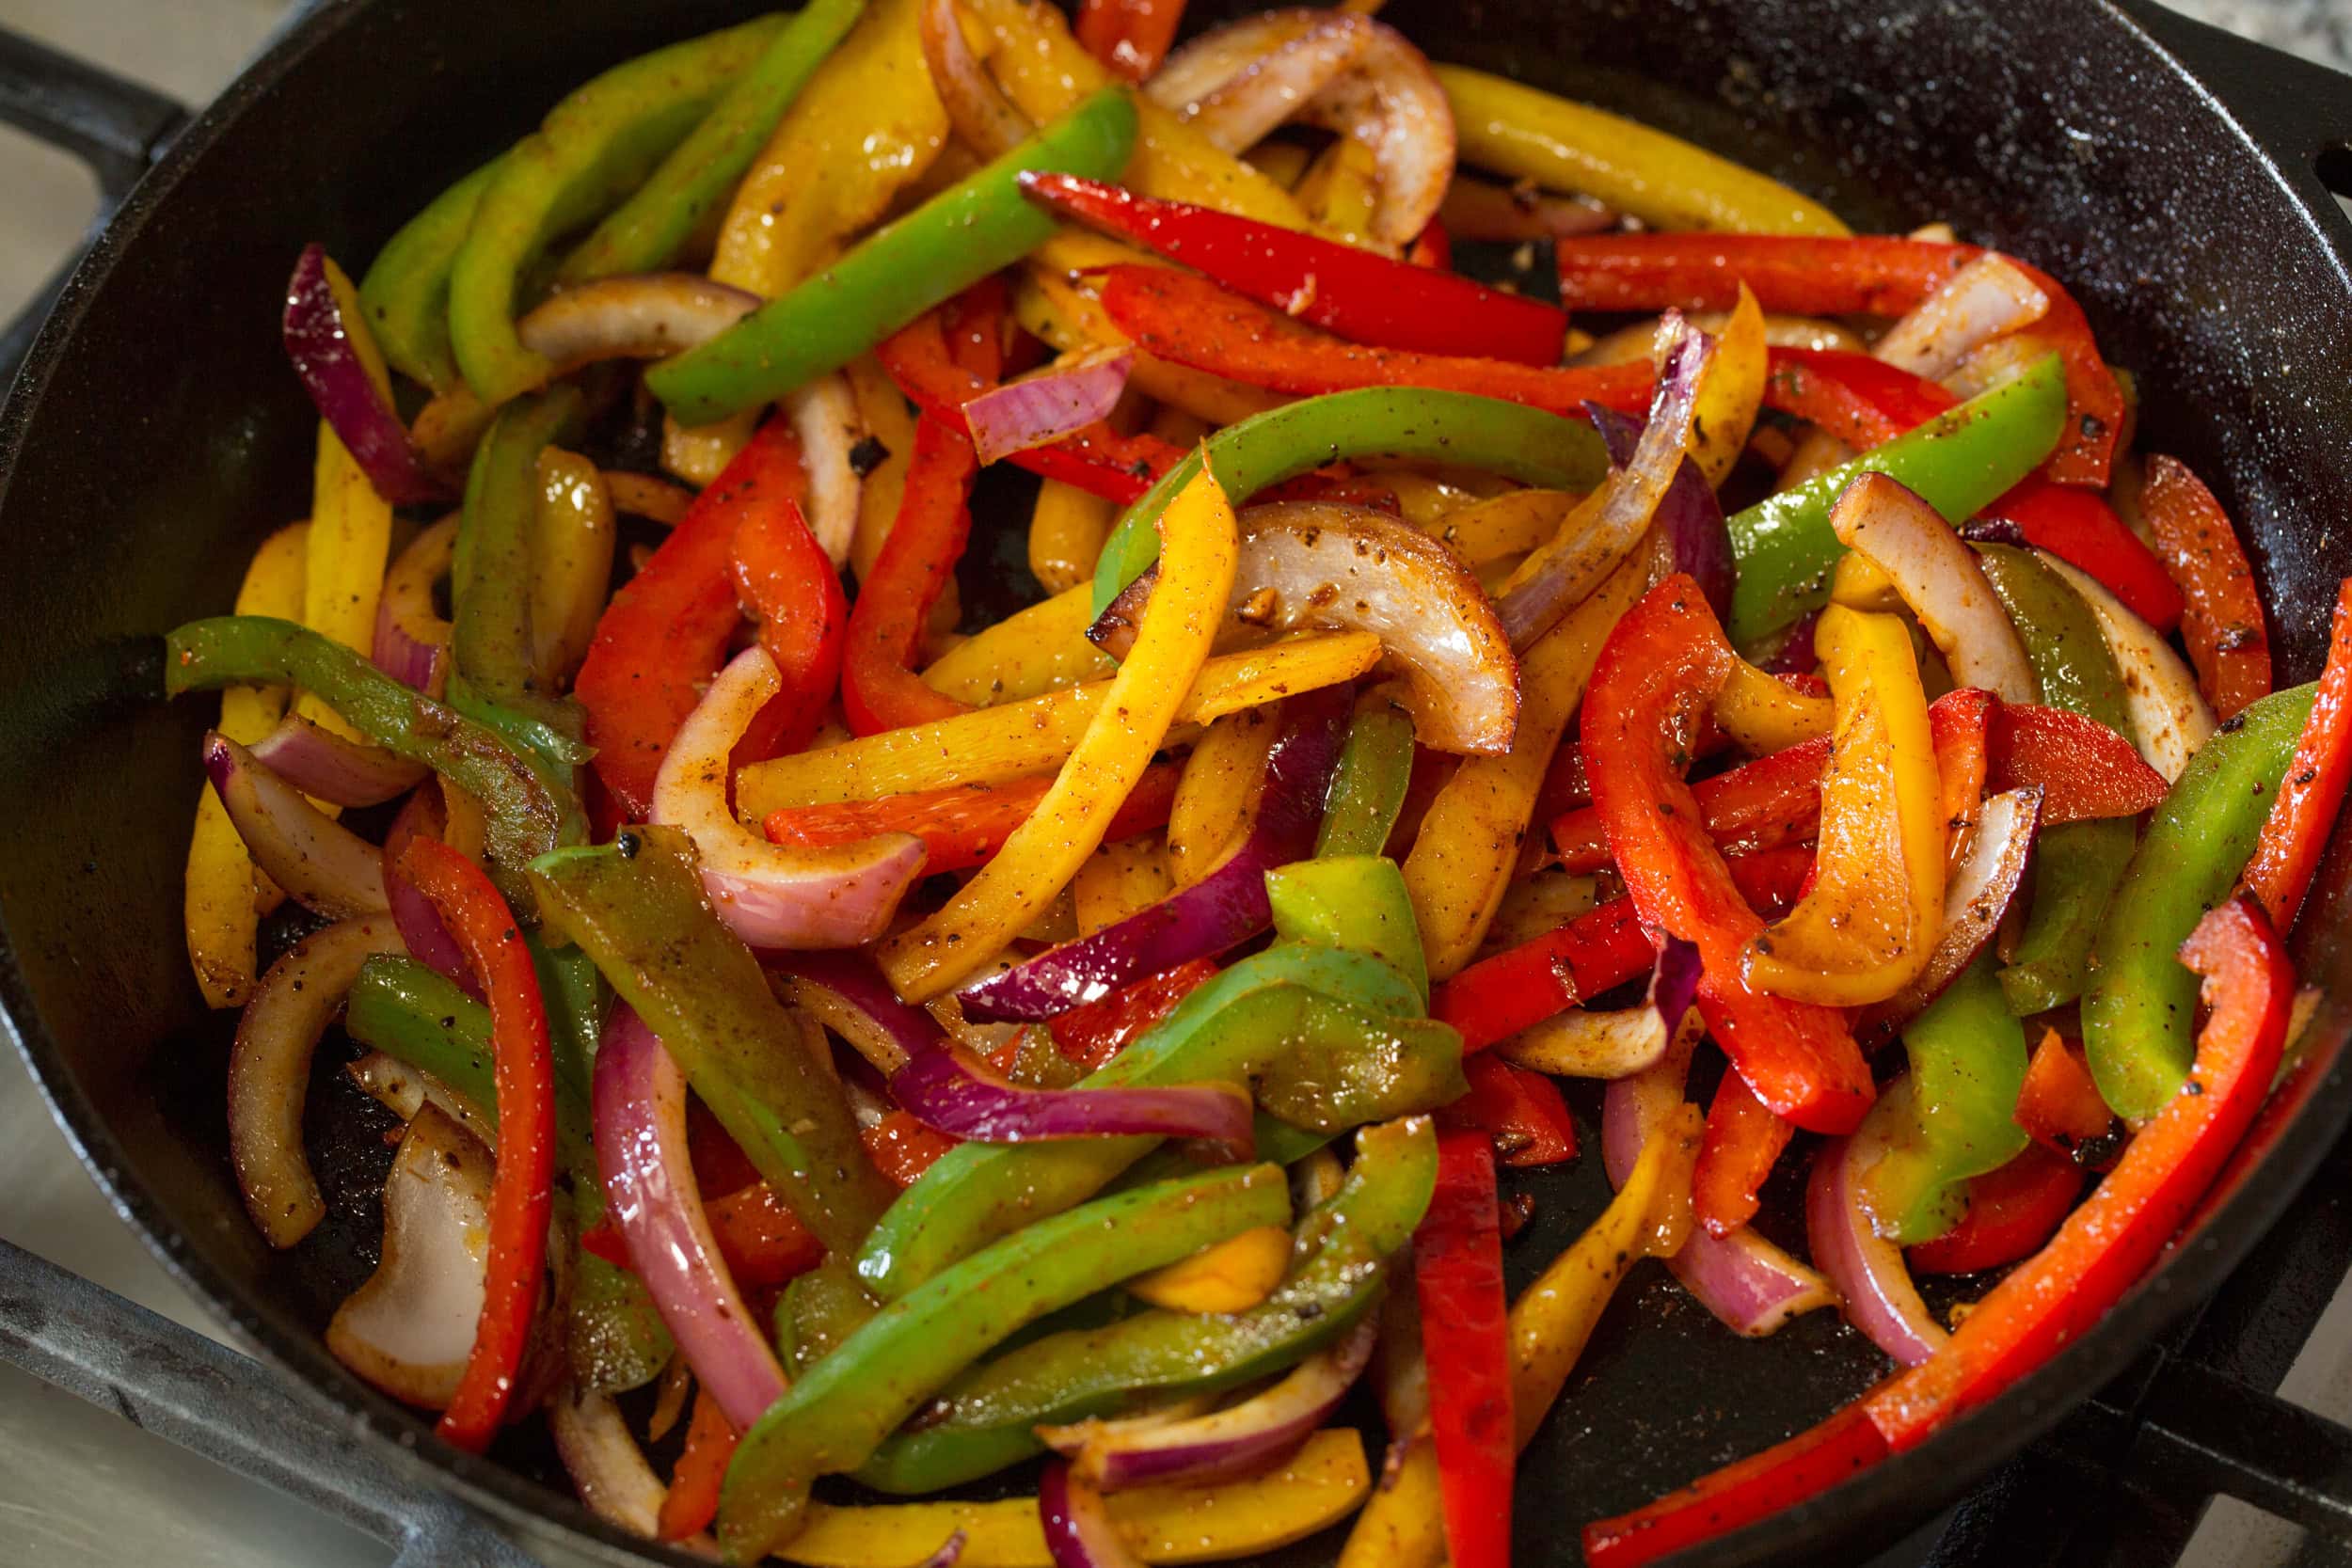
xmin=2 ymin=2 xmax=2351 ymax=1563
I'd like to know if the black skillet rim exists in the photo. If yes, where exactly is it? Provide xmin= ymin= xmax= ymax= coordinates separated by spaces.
xmin=0 ymin=2 xmax=2346 ymax=1563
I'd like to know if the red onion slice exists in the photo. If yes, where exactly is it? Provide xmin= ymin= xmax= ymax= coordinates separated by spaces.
xmin=373 ymin=515 xmax=455 ymax=697
xmin=381 ymin=786 xmax=477 ymax=997
xmin=790 ymin=372 xmax=866 ymax=570
xmin=892 ymin=1046 xmax=1254 ymax=1151
xmin=960 ymin=689 xmax=1349 ymax=1022
xmin=1498 ymin=317 xmax=1714 ymax=650
xmin=230 ymin=913 xmax=406 ymax=1247
xmin=282 ymin=243 xmax=450 ymax=507
xmin=1588 ymin=404 xmax=1736 ymax=625
xmin=548 ymin=1382 xmax=670 ymax=1539
xmin=1042 ymin=1319 xmax=1375 ymax=1491
xmin=325 ymin=1103 xmax=491 ymax=1407
xmin=922 ymin=0 xmax=1032 ymax=157
xmin=516 ymin=273 xmax=759 ymax=373
xmin=594 ymin=1006 xmax=789 ymax=1432
xmin=771 ymin=949 xmax=949 ymax=1075
xmin=1804 ymin=1110 xmax=1949 ymax=1367
xmin=1859 ymin=787 xmax=2042 ymax=1041
xmin=1832 ymin=473 xmax=2036 ymax=705
xmin=205 ymin=733 xmax=390 ymax=917
xmin=1870 ymin=255 xmax=2049 ymax=383
xmin=247 ymin=712 xmax=429 ymax=807
xmin=1041 ymin=1460 xmax=1149 ymax=1568
xmin=1182 ymin=15 xmax=1374 ymax=154
xmin=2037 ymin=551 xmax=2216 ymax=782
xmin=1091 ymin=502 xmax=1517 ymax=755
xmin=1497 ymin=936 xmax=1701 ymax=1080
xmin=649 ymin=647 xmax=929 ymax=949
xmin=964 ymin=348 xmax=1136 ymax=467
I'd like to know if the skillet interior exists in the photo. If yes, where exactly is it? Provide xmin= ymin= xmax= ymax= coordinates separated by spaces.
xmin=0 ymin=1 xmax=2348 ymax=1562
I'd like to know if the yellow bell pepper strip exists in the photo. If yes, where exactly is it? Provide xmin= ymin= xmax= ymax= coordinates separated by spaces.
xmin=1692 ymin=283 xmax=1768 ymax=487
xmin=788 ymin=1429 xmax=1368 ymax=1568
xmin=1712 ymin=658 xmax=1835 ymax=752
xmin=736 ymin=631 xmax=1381 ymax=813
xmin=1166 ymin=705 xmax=1279 ymax=889
xmin=921 ymin=583 xmax=1113 ymax=705
xmin=451 ymin=385 xmax=585 ymax=741
xmin=878 ymin=458 xmax=1237 ymax=1001
xmin=448 ymin=15 xmax=788 ymax=407
xmin=557 ymin=0 xmax=868 ymax=284
xmin=1429 ymin=489 xmax=1581 ymax=569
xmin=185 ymin=522 xmax=307 ymax=1007
xmin=846 ymin=352 xmax=920 ymax=584
xmin=1741 ymin=605 xmax=1945 ymax=1006
xmin=1073 ymin=835 xmax=1174 ymax=937
xmin=648 ymin=90 xmax=1139 ymax=426
xmin=359 ymin=155 xmax=504 ymax=395
xmin=1725 ymin=354 xmax=2068 ymax=645
xmin=528 ymin=448 xmax=617 ymax=687
xmin=716 ymin=1163 xmax=1293 ymax=1560
xmin=1028 ymin=477 xmax=1118 ymax=596
xmin=711 ymin=0 xmax=947 ymax=300
xmin=1431 ymin=65 xmax=1851 ymax=235
xmin=1124 ymin=1223 xmax=1293 ymax=1312
xmin=1403 ymin=552 xmax=1648 ymax=980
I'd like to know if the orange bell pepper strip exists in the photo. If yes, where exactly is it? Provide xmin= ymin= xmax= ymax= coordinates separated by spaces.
xmin=842 ymin=413 xmax=981 ymax=735
xmin=1436 ymin=1054 xmax=1579 ymax=1169
xmin=732 ymin=493 xmax=847 ymax=759
xmin=1046 ymin=956 xmax=1221 ymax=1072
xmin=577 ymin=418 xmax=806 ymax=819
xmin=2013 ymin=1028 xmax=2114 ymax=1156
xmin=1413 ymin=1132 xmax=1515 ymax=1568
xmin=1552 ymin=233 xmax=2123 ymax=485
xmin=1074 ymin=0 xmax=1184 ymax=78
xmin=702 ymin=1180 xmax=828 ymax=1289
xmin=2242 ymin=578 xmax=2352 ymax=931
xmin=1581 ymin=575 xmax=1874 ymax=1134
xmin=764 ymin=763 xmax=1181 ymax=874
xmin=1692 ymin=1072 xmax=1794 ymax=1237
xmin=660 ymin=1388 xmax=740 ymax=1541
xmin=1741 ymin=604 xmax=1946 ymax=1008
xmin=1867 ymin=894 xmax=2296 ymax=1451
xmin=1904 ymin=1145 xmax=2085 ymax=1276
xmin=2142 ymin=454 xmax=2275 ymax=721
xmin=395 ymin=837 xmax=557 ymax=1453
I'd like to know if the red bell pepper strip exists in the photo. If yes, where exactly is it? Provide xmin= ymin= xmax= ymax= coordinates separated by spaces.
xmin=1437 ymin=1053 xmax=1579 ymax=1168
xmin=842 ymin=414 xmax=981 ymax=736
xmin=1986 ymin=700 xmax=2169 ymax=822
xmin=1583 ymin=576 xmax=1874 ymax=1134
xmin=1551 ymin=233 xmax=2124 ymax=485
xmin=1867 ymin=894 xmax=2296 ymax=1450
xmin=394 ymin=837 xmax=556 ymax=1453
xmin=660 ymin=1388 xmax=740 ymax=1541
xmin=1765 ymin=347 xmax=1953 ymax=447
xmin=1430 ymin=847 xmax=1815 ymax=1053
xmin=765 ymin=763 xmax=1182 ymax=875
xmin=2013 ymin=1028 xmax=2114 ymax=1156
xmin=1021 ymin=172 xmax=1569 ymax=364
xmin=1045 ymin=955 xmax=1221 ymax=1071
xmin=1096 ymin=262 xmax=1655 ymax=418
xmin=1581 ymin=1399 xmax=1893 ymax=1568
xmin=1906 ymin=1145 xmax=2085 ymax=1277
xmin=732 ymin=493 xmax=846 ymax=759
xmin=1692 ymin=1072 xmax=1794 ymax=1237
xmin=862 ymin=1108 xmax=960 ymax=1187
xmin=878 ymin=303 xmax=1181 ymax=505
xmin=702 ymin=1180 xmax=827 ymax=1289
xmin=1406 ymin=216 xmax=1452 ymax=271
xmin=577 ymin=419 xmax=807 ymax=819
xmin=2242 ymin=578 xmax=2352 ymax=931
xmin=1074 ymin=0 xmax=1184 ymax=79
xmin=2141 ymin=455 xmax=2274 ymax=721
xmin=1414 ymin=1132 xmax=1515 ymax=1568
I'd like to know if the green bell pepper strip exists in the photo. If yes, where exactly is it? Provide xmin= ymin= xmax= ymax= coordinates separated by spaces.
xmin=649 ymin=87 xmax=1138 ymax=425
xmin=452 ymin=385 xmax=585 ymax=741
xmin=854 ymin=942 xmax=1419 ymax=1299
xmin=1978 ymin=543 xmax=2139 ymax=1016
xmin=163 ymin=617 xmax=583 ymax=904
xmin=448 ymin=15 xmax=787 ymax=408
xmin=717 ymin=1161 xmax=1293 ymax=1560
xmin=1316 ymin=705 xmax=1415 ymax=859
xmin=1090 ymin=388 xmax=1612 ymax=619
xmin=1249 ymin=992 xmax=1463 ymax=1134
xmin=1267 ymin=853 xmax=1430 ymax=1007
xmin=777 ymin=1257 xmax=880 ymax=1380
xmin=2083 ymin=683 xmax=2316 ymax=1119
xmin=359 ymin=155 xmax=505 ymax=394
xmin=1727 ymin=354 xmax=2067 ymax=645
xmin=858 ymin=1114 xmax=1437 ymax=1494
xmin=558 ymin=0 xmax=866 ymax=284
xmin=344 ymin=953 xmax=675 ymax=1393
xmin=1857 ymin=954 xmax=2030 ymax=1243
xmin=527 ymin=828 xmax=897 ymax=1255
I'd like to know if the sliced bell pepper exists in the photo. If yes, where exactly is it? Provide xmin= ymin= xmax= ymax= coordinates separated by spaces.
xmin=1552 ymin=234 xmax=2122 ymax=486
xmin=1992 ymin=481 xmax=2183 ymax=634
xmin=1906 ymin=1144 xmax=2084 ymax=1276
xmin=1022 ymin=172 xmax=1568 ymax=364
xmin=576 ymin=416 xmax=807 ymax=820
xmin=1692 ymin=1072 xmax=1792 ymax=1237
xmin=1436 ymin=1053 xmax=1578 ymax=1168
xmin=1741 ymin=604 xmax=1945 ymax=1007
xmin=2141 ymin=455 xmax=2273 ymax=721
xmin=449 ymin=16 xmax=787 ymax=406
xmin=1074 ymin=0 xmax=1184 ymax=78
xmin=1582 ymin=577 xmax=1874 ymax=1133
xmin=2082 ymin=684 xmax=2315 ymax=1119
xmin=732 ymin=492 xmax=847 ymax=760
xmin=2243 ymin=578 xmax=2352 ymax=931
xmin=660 ymin=1388 xmax=739 ymax=1541
xmin=1043 ymin=955 xmax=1218 ymax=1071
xmin=1869 ymin=895 xmax=2296 ymax=1449
xmin=1028 ymin=478 xmax=1119 ymax=597
xmin=1413 ymin=1132 xmax=1515 ymax=1568
xmin=1267 ymin=853 xmax=1430 ymax=1007
xmin=1986 ymin=698 xmax=2169 ymax=823
xmin=360 ymin=156 xmax=505 ymax=395
xmin=1860 ymin=955 xmax=2032 ymax=1244
xmin=765 ymin=764 xmax=1179 ymax=875
xmin=649 ymin=89 xmax=1139 ymax=424
xmin=1977 ymin=543 xmax=2140 ymax=1017
xmin=297 ymin=260 xmax=399 ymax=745
xmin=2014 ymin=1028 xmax=2114 ymax=1155
xmin=452 ymin=386 xmax=586 ymax=742
xmin=1318 ymin=705 xmax=1417 ymax=860
xmin=1692 ymin=283 xmax=1770 ymax=488
xmin=843 ymin=414 xmax=980 ymax=735
xmin=394 ymin=837 xmax=557 ymax=1452
xmin=920 ymin=584 xmax=1113 ymax=707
